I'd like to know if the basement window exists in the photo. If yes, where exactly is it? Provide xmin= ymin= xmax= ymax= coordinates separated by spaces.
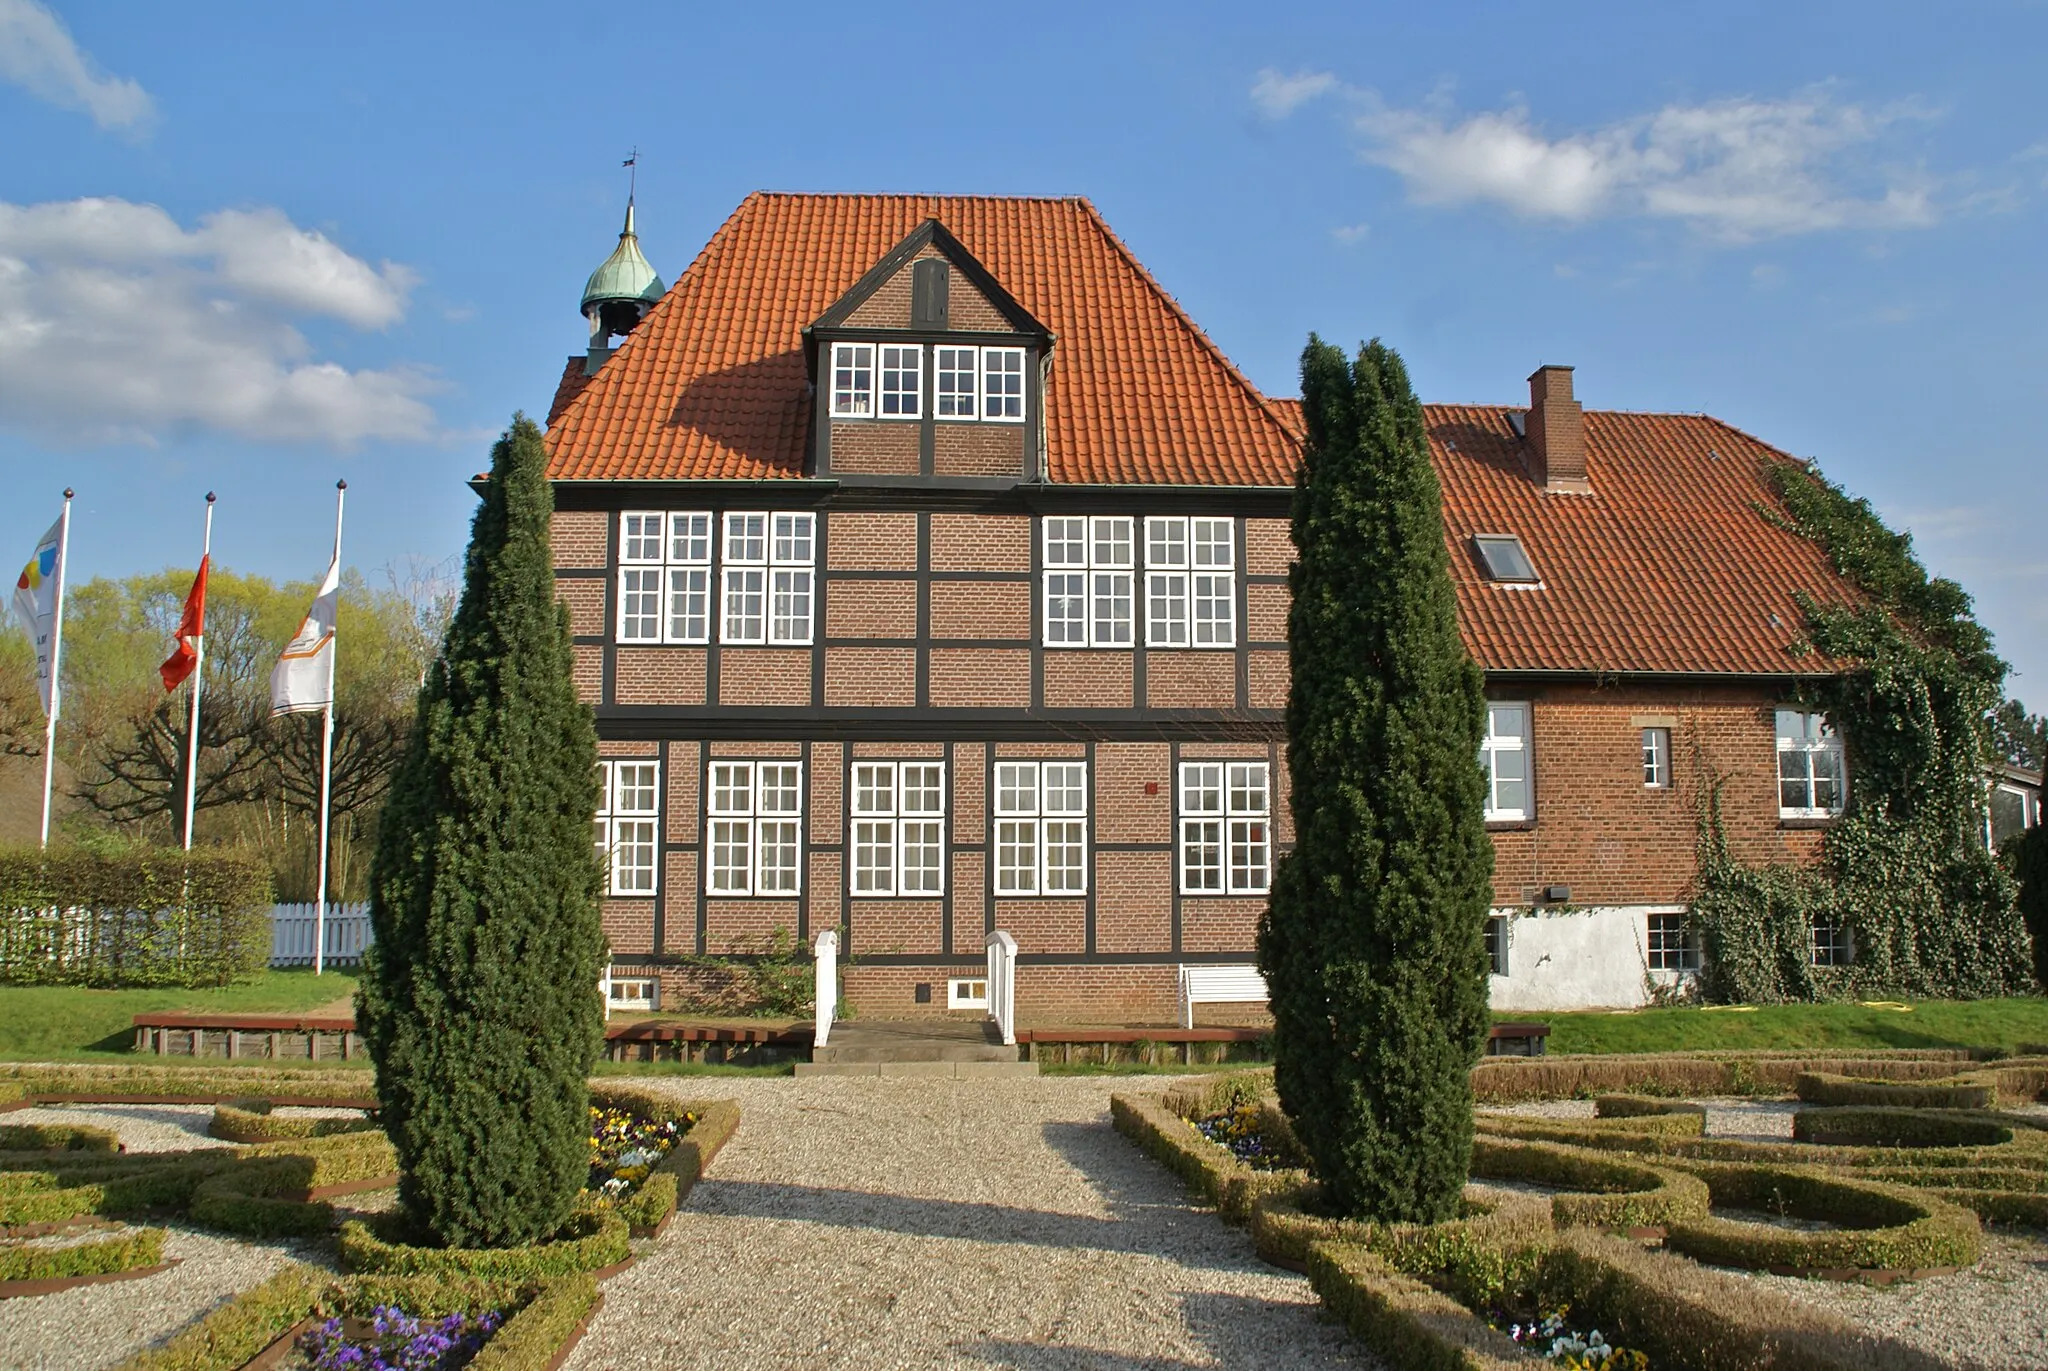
xmin=948 ymin=978 xmax=989 ymax=1010
xmin=1473 ymin=534 xmax=1539 ymax=584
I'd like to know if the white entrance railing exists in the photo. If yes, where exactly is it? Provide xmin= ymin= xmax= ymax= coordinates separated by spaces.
xmin=986 ymin=930 xmax=1017 ymax=1046
xmin=813 ymin=929 xmax=839 ymax=1048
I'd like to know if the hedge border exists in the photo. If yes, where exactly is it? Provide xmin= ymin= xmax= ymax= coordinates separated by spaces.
xmin=1790 ymin=1107 xmax=2020 ymax=1150
xmin=585 ymin=1088 xmax=739 ymax=1237
xmin=1108 ymin=1091 xmax=1305 ymax=1224
xmin=1594 ymin=1095 xmax=1708 ymax=1120
xmin=338 ymin=1206 xmax=631 ymax=1281
xmin=1250 ymin=1183 xmax=1552 ymax=1298
xmin=0 ymin=1222 xmax=166 ymax=1287
xmin=1794 ymin=1072 xmax=1996 ymax=1110
xmin=1469 ymin=1136 xmax=1710 ymax=1232
xmin=1661 ymin=1162 xmax=1981 ymax=1275
xmin=208 ymin=1098 xmax=376 ymax=1145
xmin=107 ymin=1264 xmax=604 ymax=1371
xmin=1304 ymin=1240 xmax=1526 ymax=1371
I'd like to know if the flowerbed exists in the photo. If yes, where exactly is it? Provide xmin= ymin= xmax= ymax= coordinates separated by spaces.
xmin=297 ymin=1303 xmax=503 ymax=1371
xmin=588 ymin=1099 xmax=692 ymax=1199
xmin=1490 ymin=1304 xmax=1647 ymax=1369
xmin=1192 ymin=1103 xmax=1294 ymax=1171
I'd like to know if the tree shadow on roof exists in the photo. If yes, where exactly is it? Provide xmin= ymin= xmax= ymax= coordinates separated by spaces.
xmin=663 ymin=348 xmax=812 ymax=474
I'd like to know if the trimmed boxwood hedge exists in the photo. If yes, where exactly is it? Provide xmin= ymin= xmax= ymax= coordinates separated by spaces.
xmin=338 ymin=1206 xmax=629 ymax=1281
xmin=0 ymin=1222 xmax=165 ymax=1283
xmin=0 ymin=1123 xmax=123 ymax=1153
xmin=109 ymin=1265 xmax=603 ymax=1371
xmin=1470 ymin=1051 xmax=1979 ymax=1104
xmin=207 ymin=1098 xmax=376 ymax=1144
xmin=0 ymin=1063 xmax=371 ymax=1103
xmin=1791 ymin=1107 xmax=2020 ymax=1149
xmin=1794 ymin=1072 xmax=1996 ymax=1110
xmin=1251 ymin=1183 xmax=1552 ymax=1300
xmin=1469 ymin=1137 xmax=1710 ymax=1231
xmin=1661 ymin=1163 xmax=1981 ymax=1273
xmin=1109 ymin=1090 xmax=1305 ymax=1224
xmin=1304 ymin=1241 xmax=1526 ymax=1371
xmin=1594 ymin=1095 xmax=1708 ymax=1120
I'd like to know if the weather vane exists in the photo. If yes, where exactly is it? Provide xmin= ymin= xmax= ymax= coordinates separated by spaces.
xmin=623 ymin=147 xmax=638 ymax=200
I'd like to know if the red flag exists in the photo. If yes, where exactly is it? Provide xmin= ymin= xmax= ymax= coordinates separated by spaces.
xmin=159 ymin=555 xmax=209 ymax=692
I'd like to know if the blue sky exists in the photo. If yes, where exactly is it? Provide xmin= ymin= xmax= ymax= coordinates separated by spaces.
xmin=2 ymin=1 xmax=2044 ymax=699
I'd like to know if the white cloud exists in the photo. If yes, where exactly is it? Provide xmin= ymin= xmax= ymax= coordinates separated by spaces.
xmin=1251 ymin=67 xmax=1336 ymax=119
xmin=0 ymin=0 xmax=152 ymax=132
xmin=1330 ymin=221 xmax=1370 ymax=245
xmin=0 ymin=196 xmax=437 ymax=446
xmin=1347 ymin=87 xmax=1943 ymax=241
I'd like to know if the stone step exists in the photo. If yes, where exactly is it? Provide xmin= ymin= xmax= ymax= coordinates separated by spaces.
xmin=810 ymin=1019 xmax=1020 ymax=1065
xmin=793 ymin=1061 xmax=1040 ymax=1079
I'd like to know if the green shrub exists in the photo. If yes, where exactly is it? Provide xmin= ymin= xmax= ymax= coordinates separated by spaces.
xmin=1468 ymin=1137 xmax=1709 ymax=1231
xmin=112 ymin=1265 xmax=327 ymax=1371
xmin=0 ymin=1223 xmax=165 ymax=1283
xmin=0 ymin=1062 xmax=371 ymax=1102
xmin=338 ymin=1206 xmax=628 ymax=1280
xmin=0 ymin=846 xmax=272 ymax=987
xmin=1305 ymin=1241 xmax=1525 ymax=1371
xmin=466 ymin=1275 xmax=600 ymax=1371
xmin=1662 ymin=1164 xmax=1980 ymax=1272
xmin=359 ymin=415 xmax=607 ymax=1249
xmin=1794 ymin=1072 xmax=1996 ymax=1110
xmin=1471 ymin=1051 xmax=1976 ymax=1104
xmin=1159 ymin=1069 xmax=1274 ymax=1120
xmin=1594 ymin=1095 xmax=1708 ymax=1120
xmin=0 ymin=1123 xmax=121 ymax=1152
xmin=1791 ymin=1107 xmax=2016 ymax=1149
xmin=208 ymin=1097 xmax=375 ymax=1144
xmin=1109 ymin=1091 xmax=1304 ymax=1224
xmin=1252 ymin=1184 xmax=1550 ymax=1302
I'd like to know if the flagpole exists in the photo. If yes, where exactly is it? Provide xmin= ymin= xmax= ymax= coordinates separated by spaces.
xmin=181 ymin=493 xmax=214 ymax=852
xmin=314 ymin=481 xmax=344 ymax=976
xmin=37 ymin=490 xmax=73 ymax=851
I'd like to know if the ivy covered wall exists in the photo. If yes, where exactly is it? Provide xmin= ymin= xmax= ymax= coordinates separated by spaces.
xmin=1685 ymin=457 xmax=2033 ymax=1003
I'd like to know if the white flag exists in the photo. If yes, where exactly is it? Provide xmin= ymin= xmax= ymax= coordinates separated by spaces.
xmin=10 ymin=515 xmax=64 ymax=718
xmin=271 ymin=556 xmax=339 ymax=715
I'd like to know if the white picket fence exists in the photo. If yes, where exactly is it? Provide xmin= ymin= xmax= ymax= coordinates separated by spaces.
xmin=269 ymin=902 xmax=373 ymax=968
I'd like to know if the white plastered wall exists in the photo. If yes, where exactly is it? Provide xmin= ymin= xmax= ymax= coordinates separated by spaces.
xmin=1487 ymin=904 xmax=1693 ymax=1012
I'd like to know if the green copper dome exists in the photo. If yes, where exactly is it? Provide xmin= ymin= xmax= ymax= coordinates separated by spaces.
xmin=580 ymin=200 xmax=665 ymax=313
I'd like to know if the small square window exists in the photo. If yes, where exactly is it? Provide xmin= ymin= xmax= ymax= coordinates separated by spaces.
xmin=1646 ymin=913 xmax=1700 ymax=973
xmin=606 ymin=977 xmax=656 ymax=1011
xmin=1473 ymin=534 xmax=1539 ymax=583
xmin=1812 ymin=922 xmax=1853 ymax=968
xmin=948 ymin=978 xmax=989 ymax=1010
xmin=1642 ymin=728 xmax=1671 ymax=788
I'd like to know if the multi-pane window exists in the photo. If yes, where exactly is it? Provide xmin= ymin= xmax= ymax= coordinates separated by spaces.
xmin=981 ymin=347 xmax=1025 ymax=421
xmin=993 ymin=762 xmax=1088 ymax=895
xmin=1646 ymin=913 xmax=1700 ymax=973
xmin=830 ymin=342 xmax=874 ymax=416
xmin=1043 ymin=516 xmax=1133 ymax=647
xmin=1811 ymin=921 xmax=1853 ymax=968
xmin=1178 ymin=761 xmax=1271 ymax=894
xmin=615 ymin=511 xmax=716 ymax=645
xmin=594 ymin=760 xmax=659 ymax=896
xmin=1481 ymin=704 xmax=1531 ymax=821
xmin=1989 ymin=784 xmax=2037 ymax=851
xmin=1642 ymin=727 xmax=1671 ymax=789
xmin=878 ymin=344 xmax=922 ymax=417
xmin=721 ymin=512 xmax=814 ymax=645
xmin=1144 ymin=517 xmax=1236 ymax=648
xmin=706 ymin=761 xmax=802 ymax=896
xmin=935 ymin=346 xmax=978 ymax=417
xmin=1484 ymin=916 xmax=1510 ymax=977
xmin=1776 ymin=709 xmax=1845 ymax=818
xmin=850 ymin=762 xmax=945 ymax=896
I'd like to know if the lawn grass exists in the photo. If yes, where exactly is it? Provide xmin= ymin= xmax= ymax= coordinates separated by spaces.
xmin=0 ymin=969 xmax=360 ymax=1061
xmin=1521 ymin=997 xmax=2048 ymax=1056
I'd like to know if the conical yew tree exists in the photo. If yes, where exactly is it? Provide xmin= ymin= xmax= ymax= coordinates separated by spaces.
xmin=358 ymin=414 xmax=606 ymax=1247
xmin=1257 ymin=337 xmax=1494 ymax=1222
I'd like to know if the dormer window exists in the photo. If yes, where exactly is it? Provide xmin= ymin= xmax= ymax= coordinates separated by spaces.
xmin=879 ymin=344 xmax=922 ymax=417
xmin=830 ymin=343 xmax=874 ymax=416
xmin=983 ymin=348 xmax=1025 ymax=421
xmin=1474 ymin=534 xmax=1539 ymax=584
xmin=936 ymin=347 xmax=978 ymax=416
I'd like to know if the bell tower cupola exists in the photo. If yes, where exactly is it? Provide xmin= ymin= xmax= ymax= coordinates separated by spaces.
xmin=580 ymin=196 xmax=665 ymax=376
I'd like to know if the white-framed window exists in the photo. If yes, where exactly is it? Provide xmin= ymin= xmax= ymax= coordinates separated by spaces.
xmin=830 ymin=342 xmax=874 ymax=417
xmin=595 ymin=760 xmax=659 ymax=896
xmin=1776 ymin=709 xmax=1845 ymax=819
xmin=948 ymin=977 xmax=989 ymax=1009
xmin=1989 ymin=783 xmax=2038 ymax=851
xmin=1481 ymin=704 xmax=1531 ymax=821
xmin=706 ymin=761 xmax=803 ymax=896
xmin=1042 ymin=516 xmax=1133 ymax=647
xmin=606 ymin=975 xmax=657 ymax=1011
xmin=617 ymin=511 xmax=711 ymax=644
xmin=1178 ymin=760 xmax=1270 ymax=895
xmin=1645 ymin=912 xmax=1700 ymax=973
xmin=850 ymin=761 xmax=946 ymax=896
xmin=935 ymin=345 xmax=978 ymax=418
xmin=1811 ymin=921 xmax=1853 ymax=968
xmin=981 ymin=347 xmax=1025 ymax=421
xmin=722 ymin=512 xmax=814 ymax=645
xmin=1144 ymin=516 xmax=1235 ymax=648
xmin=993 ymin=761 xmax=1088 ymax=895
xmin=1642 ymin=727 xmax=1671 ymax=789
xmin=878 ymin=343 xmax=922 ymax=418
xmin=1485 ymin=916 xmax=1510 ymax=977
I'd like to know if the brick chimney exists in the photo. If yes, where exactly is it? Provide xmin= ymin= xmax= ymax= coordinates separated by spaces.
xmin=1527 ymin=365 xmax=1590 ymax=494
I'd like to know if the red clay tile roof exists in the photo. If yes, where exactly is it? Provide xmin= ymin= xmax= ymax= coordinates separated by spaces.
xmin=543 ymin=193 xmax=1300 ymax=485
xmin=547 ymin=355 xmax=592 ymax=427
xmin=1268 ymin=397 xmax=1853 ymax=676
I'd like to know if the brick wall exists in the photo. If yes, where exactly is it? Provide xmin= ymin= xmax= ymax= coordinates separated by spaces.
xmin=850 ymin=899 xmax=944 ymax=956
xmin=831 ymin=422 xmax=920 ymax=474
xmin=1246 ymin=584 xmax=1289 ymax=643
xmin=1044 ymin=651 xmax=1133 ymax=708
xmin=717 ymin=648 xmax=811 ymax=706
xmin=934 ymin=424 xmax=1023 ymax=477
xmin=615 ymin=648 xmax=706 ymax=705
xmin=1244 ymin=518 xmax=1292 ymax=576
xmin=572 ymin=645 xmax=602 ymax=704
xmin=929 ymin=581 xmax=1030 ymax=640
xmin=930 ymin=513 xmax=1029 ymax=571
xmin=1145 ymin=651 xmax=1236 ymax=709
xmin=929 ymin=649 xmax=1029 ymax=707
xmin=1095 ymin=851 xmax=1173 ymax=951
xmin=552 ymin=511 xmax=607 ymax=569
xmin=992 ymin=898 xmax=1087 ymax=954
xmin=824 ymin=647 xmax=916 ymax=706
xmin=555 ymin=578 xmax=605 ymax=636
xmin=825 ymin=579 xmax=916 ymax=639
xmin=827 ymin=513 xmax=918 ymax=570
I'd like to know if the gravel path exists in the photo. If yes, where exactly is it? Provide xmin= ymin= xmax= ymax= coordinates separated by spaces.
xmin=566 ymin=1075 xmax=1377 ymax=1371
xmin=0 ymin=1222 xmax=319 ymax=1371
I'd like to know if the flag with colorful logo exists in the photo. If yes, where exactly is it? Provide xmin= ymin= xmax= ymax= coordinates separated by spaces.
xmin=160 ymin=555 xmax=210 ymax=692
xmin=270 ymin=555 xmax=339 ymax=715
xmin=10 ymin=515 xmax=65 ymax=718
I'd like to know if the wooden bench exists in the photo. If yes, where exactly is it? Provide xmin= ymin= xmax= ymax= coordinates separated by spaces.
xmin=1486 ymin=1021 xmax=1552 ymax=1056
xmin=1179 ymin=965 xmax=1268 ymax=1029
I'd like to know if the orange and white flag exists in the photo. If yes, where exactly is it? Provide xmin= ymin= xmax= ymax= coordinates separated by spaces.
xmin=270 ymin=555 xmax=338 ymax=715
xmin=159 ymin=555 xmax=209 ymax=692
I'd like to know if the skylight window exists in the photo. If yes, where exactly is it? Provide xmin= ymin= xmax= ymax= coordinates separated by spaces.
xmin=1473 ymin=534 xmax=1539 ymax=584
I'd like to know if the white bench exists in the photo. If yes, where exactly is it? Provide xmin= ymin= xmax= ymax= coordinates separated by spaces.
xmin=1179 ymin=965 xmax=1268 ymax=1029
